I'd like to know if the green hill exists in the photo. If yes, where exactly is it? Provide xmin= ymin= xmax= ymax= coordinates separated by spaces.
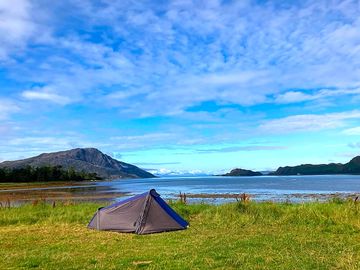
xmin=272 ymin=156 xmax=360 ymax=175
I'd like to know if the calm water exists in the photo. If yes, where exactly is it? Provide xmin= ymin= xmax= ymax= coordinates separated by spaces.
xmin=96 ymin=175 xmax=360 ymax=203
xmin=2 ymin=175 xmax=360 ymax=204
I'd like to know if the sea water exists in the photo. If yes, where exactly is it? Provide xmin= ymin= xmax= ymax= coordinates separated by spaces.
xmin=97 ymin=175 xmax=360 ymax=203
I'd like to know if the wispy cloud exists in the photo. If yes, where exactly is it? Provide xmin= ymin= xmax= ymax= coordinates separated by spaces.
xmin=22 ymin=87 xmax=72 ymax=105
xmin=110 ymin=133 xmax=175 ymax=141
xmin=348 ymin=142 xmax=360 ymax=149
xmin=0 ymin=0 xmax=49 ymax=61
xmin=274 ymin=88 xmax=360 ymax=104
xmin=342 ymin=127 xmax=360 ymax=135
xmin=196 ymin=145 xmax=287 ymax=154
xmin=1 ymin=0 xmax=360 ymax=169
xmin=0 ymin=135 xmax=112 ymax=160
xmin=134 ymin=162 xmax=182 ymax=166
xmin=3 ymin=0 xmax=360 ymax=115
xmin=260 ymin=110 xmax=360 ymax=133
xmin=0 ymin=99 xmax=20 ymax=120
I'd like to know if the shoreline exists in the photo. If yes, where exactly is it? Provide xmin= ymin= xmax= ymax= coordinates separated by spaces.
xmin=0 ymin=181 xmax=97 ymax=190
xmin=1 ymin=190 xmax=358 ymax=207
xmin=0 ymin=181 xmax=126 ymax=206
xmin=1 ymin=179 xmax=359 ymax=206
xmin=173 ymin=192 xmax=360 ymax=203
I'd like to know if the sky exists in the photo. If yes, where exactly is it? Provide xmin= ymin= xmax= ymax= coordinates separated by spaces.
xmin=1 ymin=0 xmax=360 ymax=175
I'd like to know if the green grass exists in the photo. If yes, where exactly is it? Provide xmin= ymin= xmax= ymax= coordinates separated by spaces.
xmin=1 ymin=201 xmax=360 ymax=269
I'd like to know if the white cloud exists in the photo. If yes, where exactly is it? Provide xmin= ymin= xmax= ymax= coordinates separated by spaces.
xmin=5 ymin=136 xmax=98 ymax=149
xmin=196 ymin=145 xmax=287 ymax=153
xmin=0 ymin=0 xmax=48 ymax=61
xmin=275 ymin=91 xmax=314 ymax=104
xmin=22 ymin=87 xmax=72 ymax=105
xmin=0 ymin=99 xmax=20 ymax=119
xmin=260 ymin=110 xmax=360 ymax=133
xmin=343 ymin=127 xmax=360 ymax=136
xmin=348 ymin=142 xmax=360 ymax=149
xmin=8 ymin=136 xmax=71 ymax=146
xmin=198 ymin=71 xmax=267 ymax=86
xmin=111 ymin=133 xmax=175 ymax=142
xmin=275 ymin=88 xmax=360 ymax=104
xmin=86 ymin=0 xmax=360 ymax=115
xmin=0 ymin=135 xmax=113 ymax=161
xmin=148 ymin=167 xmax=209 ymax=176
xmin=1 ymin=0 xmax=360 ymax=116
xmin=2 ymin=0 xmax=360 ymax=166
xmin=109 ymin=132 xmax=198 ymax=150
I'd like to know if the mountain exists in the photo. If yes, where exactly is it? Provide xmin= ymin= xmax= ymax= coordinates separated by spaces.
xmin=272 ymin=156 xmax=360 ymax=175
xmin=0 ymin=148 xmax=156 ymax=179
xmin=221 ymin=168 xmax=263 ymax=176
xmin=150 ymin=168 xmax=212 ymax=177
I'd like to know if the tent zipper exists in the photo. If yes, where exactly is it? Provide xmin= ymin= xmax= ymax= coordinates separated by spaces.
xmin=135 ymin=193 xmax=152 ymax=234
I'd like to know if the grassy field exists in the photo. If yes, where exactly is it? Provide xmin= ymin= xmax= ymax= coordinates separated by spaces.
xmin=1 ymin=200 xmax=360 ymax=270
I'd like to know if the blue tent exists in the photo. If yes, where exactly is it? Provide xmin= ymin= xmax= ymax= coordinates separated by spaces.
xmin=88 ymin=189 xmax=188 ymax=234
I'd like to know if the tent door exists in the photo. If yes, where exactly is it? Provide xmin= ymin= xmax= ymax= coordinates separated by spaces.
xmin=135 ymin=194 xmax=152 ymax=234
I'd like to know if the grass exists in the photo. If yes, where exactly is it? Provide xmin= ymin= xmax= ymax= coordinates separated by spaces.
xmin=1 ymin=200 xmax=360 ymax=269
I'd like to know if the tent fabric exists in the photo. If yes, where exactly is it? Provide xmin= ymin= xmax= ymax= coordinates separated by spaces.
xmin=88 ymin=189 xmax=188 ymax=234
xmin=153 ymin=195 xmax=189 ymax=228
xmin=101 ymin=191 xmax=148 ymax=210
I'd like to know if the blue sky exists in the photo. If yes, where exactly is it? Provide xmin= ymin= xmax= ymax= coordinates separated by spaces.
xmin=1 ymin=0 xmax=360 ymax=174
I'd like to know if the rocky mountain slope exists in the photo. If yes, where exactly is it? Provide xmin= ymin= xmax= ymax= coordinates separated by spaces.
xmin=0 ymin=148 xmax=155 ymax=179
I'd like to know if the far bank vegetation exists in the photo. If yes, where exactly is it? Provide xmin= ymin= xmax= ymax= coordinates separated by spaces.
xmin=0 ymin=165 xmax=102 ymax=182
